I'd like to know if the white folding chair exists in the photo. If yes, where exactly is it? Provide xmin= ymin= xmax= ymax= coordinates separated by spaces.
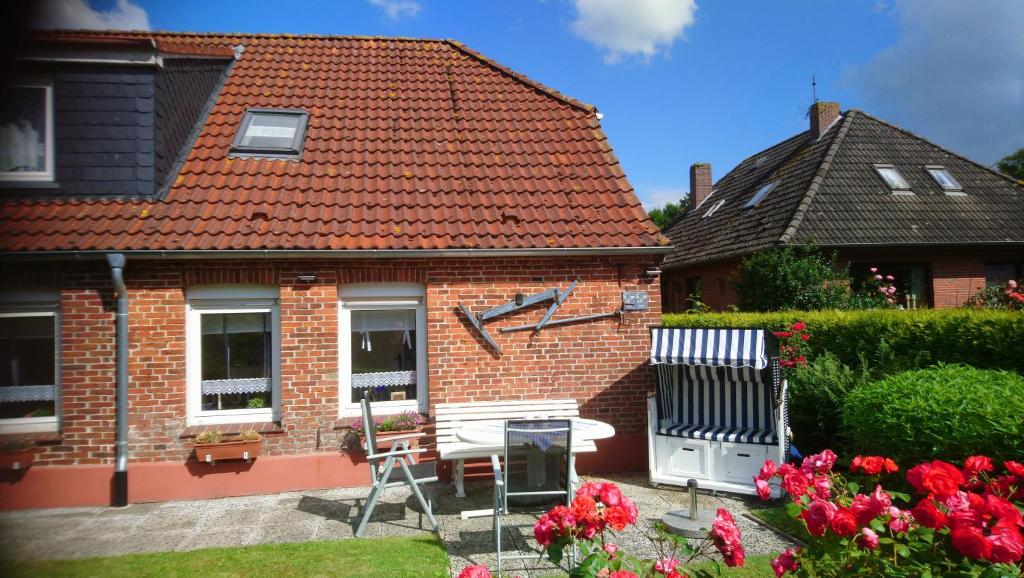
xmin=354 ymin=398 xmax=440 ymax=537
xmin=491 ymin=419 xmax=574 ymax=575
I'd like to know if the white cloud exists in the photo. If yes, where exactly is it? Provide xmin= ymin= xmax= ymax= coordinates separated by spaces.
xmin=844 ymin=0 xmax=1024 ymax=164
xmin=368 ymin=0 xmax=421 ymax=20
xmin=31 ymin=0 xmax=150 ymax=30
xmin=641 ymin=187 xmax=688 ymax=210
xmin=571 ymin=0 xmax=697 ymax=64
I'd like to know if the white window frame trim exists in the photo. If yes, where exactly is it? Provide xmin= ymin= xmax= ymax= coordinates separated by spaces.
xmin=0 ymin=82 xmax=55 ymax=182
xmin=873 ymin=164 xmax=912 ymax=194
xmin=186 ymin=298 xmax=281 ymax=426
xmin=924 ymin=165 xmax=965 ymax=195
xmin=339 ymin=283 xmax=427 ymax=417
xmin=0 ymin=310 xmax=60 ymax=434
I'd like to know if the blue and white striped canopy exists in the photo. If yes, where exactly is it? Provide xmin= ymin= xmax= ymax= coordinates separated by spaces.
xmin=650 ymin=328 xmax=769 ymax=370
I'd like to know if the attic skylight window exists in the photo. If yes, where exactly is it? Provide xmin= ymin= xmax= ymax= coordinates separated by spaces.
xmin=873 ymin=165 xmax=911 ymax=193
xmin=702 ymin=199 xmax=725 ymax=219
xmin=744 ymin=181 xmax=777 ymax=209
xmin=925 ymin=166 xmax=963 ymax=193
xmin=231 ymin=109 xmax=308 ymax=157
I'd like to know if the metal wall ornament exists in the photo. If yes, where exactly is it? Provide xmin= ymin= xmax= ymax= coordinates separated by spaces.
xmin=457 ymin=280 xmax=649 ymax=354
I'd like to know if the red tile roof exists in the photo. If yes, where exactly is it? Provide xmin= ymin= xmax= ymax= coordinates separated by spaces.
xmin=0 ymin=32 xmax=667 ymax=254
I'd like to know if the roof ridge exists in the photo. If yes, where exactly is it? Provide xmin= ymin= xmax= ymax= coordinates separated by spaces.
xmin=850 ymin=108 xmax=1024 ymax=189
xmin=444 ymin=40 xmax=595 ymax=114
xmin=778 ymin=110 xmax=856 ymax=244
xmin=41 ymin=29 xmax=451 ymax=43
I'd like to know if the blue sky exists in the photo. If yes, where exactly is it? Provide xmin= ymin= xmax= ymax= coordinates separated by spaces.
xmin=40 ymin=0 xmax=1024 ymax=209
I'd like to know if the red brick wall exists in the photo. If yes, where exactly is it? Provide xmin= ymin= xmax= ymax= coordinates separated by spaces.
xmin=662 ymin=261 xmax=739 ymax=312
xmin=8 ymin=256 xmax=660 ymax=467
xmin=663 ymin=250 xmax=1003 ymax=312
xmin=931 ymin=259 xmax=986 ymax=309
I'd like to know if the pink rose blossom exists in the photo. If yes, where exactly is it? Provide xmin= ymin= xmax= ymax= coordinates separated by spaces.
xmin=755 ymin=477 xmax=772 ymax=500
xmin=603 ymin=543 xmax=619 ymax=556
xmin=654 ymin=557 xmax=680 ymax=573
xmin=458 ymin=565 xmax=492 ymax=578
xmin=771 ymin=548 xmax=799 ymax=577
xmin=858 ymin=527 xmax=880 ymax=550
xmin=870 ymin=267 xmax=878 ymax=273
xmin=888 ymin=507 xmax=912 ymax=533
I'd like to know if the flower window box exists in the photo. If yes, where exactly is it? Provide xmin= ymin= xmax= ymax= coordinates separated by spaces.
xmin=192 ymin=430 xmax=262 ymax=465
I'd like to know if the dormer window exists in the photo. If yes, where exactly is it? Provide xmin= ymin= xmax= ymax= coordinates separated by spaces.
xmin=702 ymin=199 xmax=724 ymax=219
xmin=231 ymin=109 xmax=308 ymax=158
xmin=744 ymin=180 xmax=777 ymax=209
xmin=925 ymin=166 xmax=963 ymax=194
xmin=873 ymin=164 xmax=911 ymax=193
xmin=0 ymin=83 xmax=54 ymax=182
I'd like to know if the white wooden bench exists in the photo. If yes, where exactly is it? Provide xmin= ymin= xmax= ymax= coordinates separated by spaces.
xmin=435 ymin=398 xmax=597 ymax=497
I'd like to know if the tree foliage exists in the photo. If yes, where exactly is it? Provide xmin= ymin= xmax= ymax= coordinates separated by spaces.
xmin=996 ymin=148 xmax=1024 ymax=181
xmin=732 ymin=245 xmax=848 ymax=311
xmin=647 ymin=197 xmax=688 ymax=229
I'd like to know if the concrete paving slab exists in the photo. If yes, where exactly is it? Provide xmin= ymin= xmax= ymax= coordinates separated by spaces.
xmin=0 ymin=472 xmax=795 ymax=578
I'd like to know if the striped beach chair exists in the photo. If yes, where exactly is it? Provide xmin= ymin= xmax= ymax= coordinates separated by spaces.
xmin=647 ymin=328 xmax=789 ymax=496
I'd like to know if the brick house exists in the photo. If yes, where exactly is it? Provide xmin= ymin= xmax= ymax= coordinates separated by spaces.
xmin=661 ymin=102 xmax=1024 ymax=312
xmin=0 ymin=31 xmax=669 ymax=509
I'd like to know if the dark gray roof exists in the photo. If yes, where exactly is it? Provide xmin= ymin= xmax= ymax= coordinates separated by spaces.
xmin=662 ymin=109 xmax=1024 ymax=270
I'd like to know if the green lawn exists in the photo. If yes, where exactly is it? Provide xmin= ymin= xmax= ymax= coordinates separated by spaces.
xmin=749 ymin=504 xmax=807 ymax=541
xmin=4 ymin=535 xmax=450 ymax=578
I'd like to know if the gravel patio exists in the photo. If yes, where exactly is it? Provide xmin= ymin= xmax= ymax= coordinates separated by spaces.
xmin=0 ymin=472 xmax=795 ymax=577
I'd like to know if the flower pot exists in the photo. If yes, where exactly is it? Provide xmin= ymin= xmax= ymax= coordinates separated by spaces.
xmin=194 ymin=439 xmax=261 ymax=465
xmin=0 ymin=447 xmax=35 ymax=470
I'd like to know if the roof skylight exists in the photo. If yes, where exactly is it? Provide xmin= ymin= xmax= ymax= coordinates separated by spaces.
xmin=873 ymin=164 xmax=911 ymax=193
xmin=231 ymin=109 xmax=309 ymax=157
xmin=925 ymin=166 xmax=963 ymax=193
xmin=744 ymin=181 xmax=777 ymax=209
xmin=702 ymin=199 xmax=725 ymax=219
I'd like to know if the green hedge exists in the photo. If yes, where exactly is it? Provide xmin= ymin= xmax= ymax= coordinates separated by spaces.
xmin=661 ymin=309 xmax=1024 ymax=372
xmin=843 ymin=364 xmax=1024 ymax=464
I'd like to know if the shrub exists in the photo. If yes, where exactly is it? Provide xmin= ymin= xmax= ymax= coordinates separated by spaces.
xmin=842 ymin=364 xmax=1024 ymax=464
xmin=661 ymin=309 xmax=1024 ymax=373
xmin=965 ymin=280 xmax=1024 ymax=310
xmin=788 ymin=352 xmax=863 ymax=455
xmin=194 ymin=430 xmax=223 ymax=445
xmin=732 ymin=246 xmax=849 ymax=312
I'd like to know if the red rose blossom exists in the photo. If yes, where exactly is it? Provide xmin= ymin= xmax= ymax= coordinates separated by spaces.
xmin=950 ymin=525 xmax=992 ymax=560
xmin=710 ymin=508 xmax=745 ymax=567
xmin=782 ymin=472 xmax=810 ymax=500
xmin=1005 ymin=461 xmax=1024 ymax=479
xmin=911 ymin=498 xmax=948 ymax=529
xmin=962 ymin=455 xmax=994 ymax=481
xmin=829 ymin=507 xmax=859 ymax=537
xmin=907 ymin=461 xmax=965 ymax=499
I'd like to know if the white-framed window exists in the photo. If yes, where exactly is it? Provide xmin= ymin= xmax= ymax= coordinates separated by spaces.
xmin=744 ymin=180 xmax=778 ymax=209
xmin=0 ymin=83 xmax=55 ymax=182
xmin=186 ymin=286 xmax=280 ymax=426
xmin=230 ymin=108 xmax=309 ymax=158
xmin=339 ymin=283 xmax=427 ymax=417
xmin=873 ymin=164 xmax=912 ymax=193
xmin=0 ymin=310 xmax=59 ymax=433
xmin=925 ymin=166 xmax=964 ymax=194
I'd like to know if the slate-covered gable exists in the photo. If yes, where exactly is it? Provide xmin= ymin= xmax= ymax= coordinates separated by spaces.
xmin=662 ymin=109 xmax=1024 ymax=270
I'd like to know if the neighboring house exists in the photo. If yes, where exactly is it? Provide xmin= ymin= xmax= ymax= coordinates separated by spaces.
xmin=661 ymin=101 xmax=1024 ymax=312
xmin=0 ymin=31 xmax=669 ymax=509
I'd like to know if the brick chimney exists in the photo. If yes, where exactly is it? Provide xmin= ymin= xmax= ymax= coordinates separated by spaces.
xmin=809 ymin=101 xmax=841 ymax=138
xmin=690 ymin=162 xmax=712 ymax=207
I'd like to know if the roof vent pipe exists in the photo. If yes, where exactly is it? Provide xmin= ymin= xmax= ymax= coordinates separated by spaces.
xmin=107 ymin=253 xmax=130 ymax=507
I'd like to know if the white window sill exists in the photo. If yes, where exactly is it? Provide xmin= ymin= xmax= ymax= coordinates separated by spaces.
xmin=188 ymin=409 xmax=276 ymax=427
xmin=0 ymin=418 xmax=59 ymax=434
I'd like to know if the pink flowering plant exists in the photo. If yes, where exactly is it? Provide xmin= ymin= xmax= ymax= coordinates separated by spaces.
xmin=966 ymin=279 xmax=1024 ymax=311
xmin=755 ymin=449 xmax=1024 ymax=577
xmin=531 ymin=481 xmax=746 ymax=577
xmin=350 ymin=410 xmax=424 ymax=436
xmin=848 ymin=266 xmax=900 ymax=309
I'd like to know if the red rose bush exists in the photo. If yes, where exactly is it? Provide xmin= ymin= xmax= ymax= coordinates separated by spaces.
xmin=534 ymin=481 xmax=745 ymax=577
xmin=755 ymin=450 xmax=1024 ymax=577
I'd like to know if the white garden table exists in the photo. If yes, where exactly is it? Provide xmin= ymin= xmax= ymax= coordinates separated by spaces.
xmin=455 ymin=417 xmax=615 ymax=519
